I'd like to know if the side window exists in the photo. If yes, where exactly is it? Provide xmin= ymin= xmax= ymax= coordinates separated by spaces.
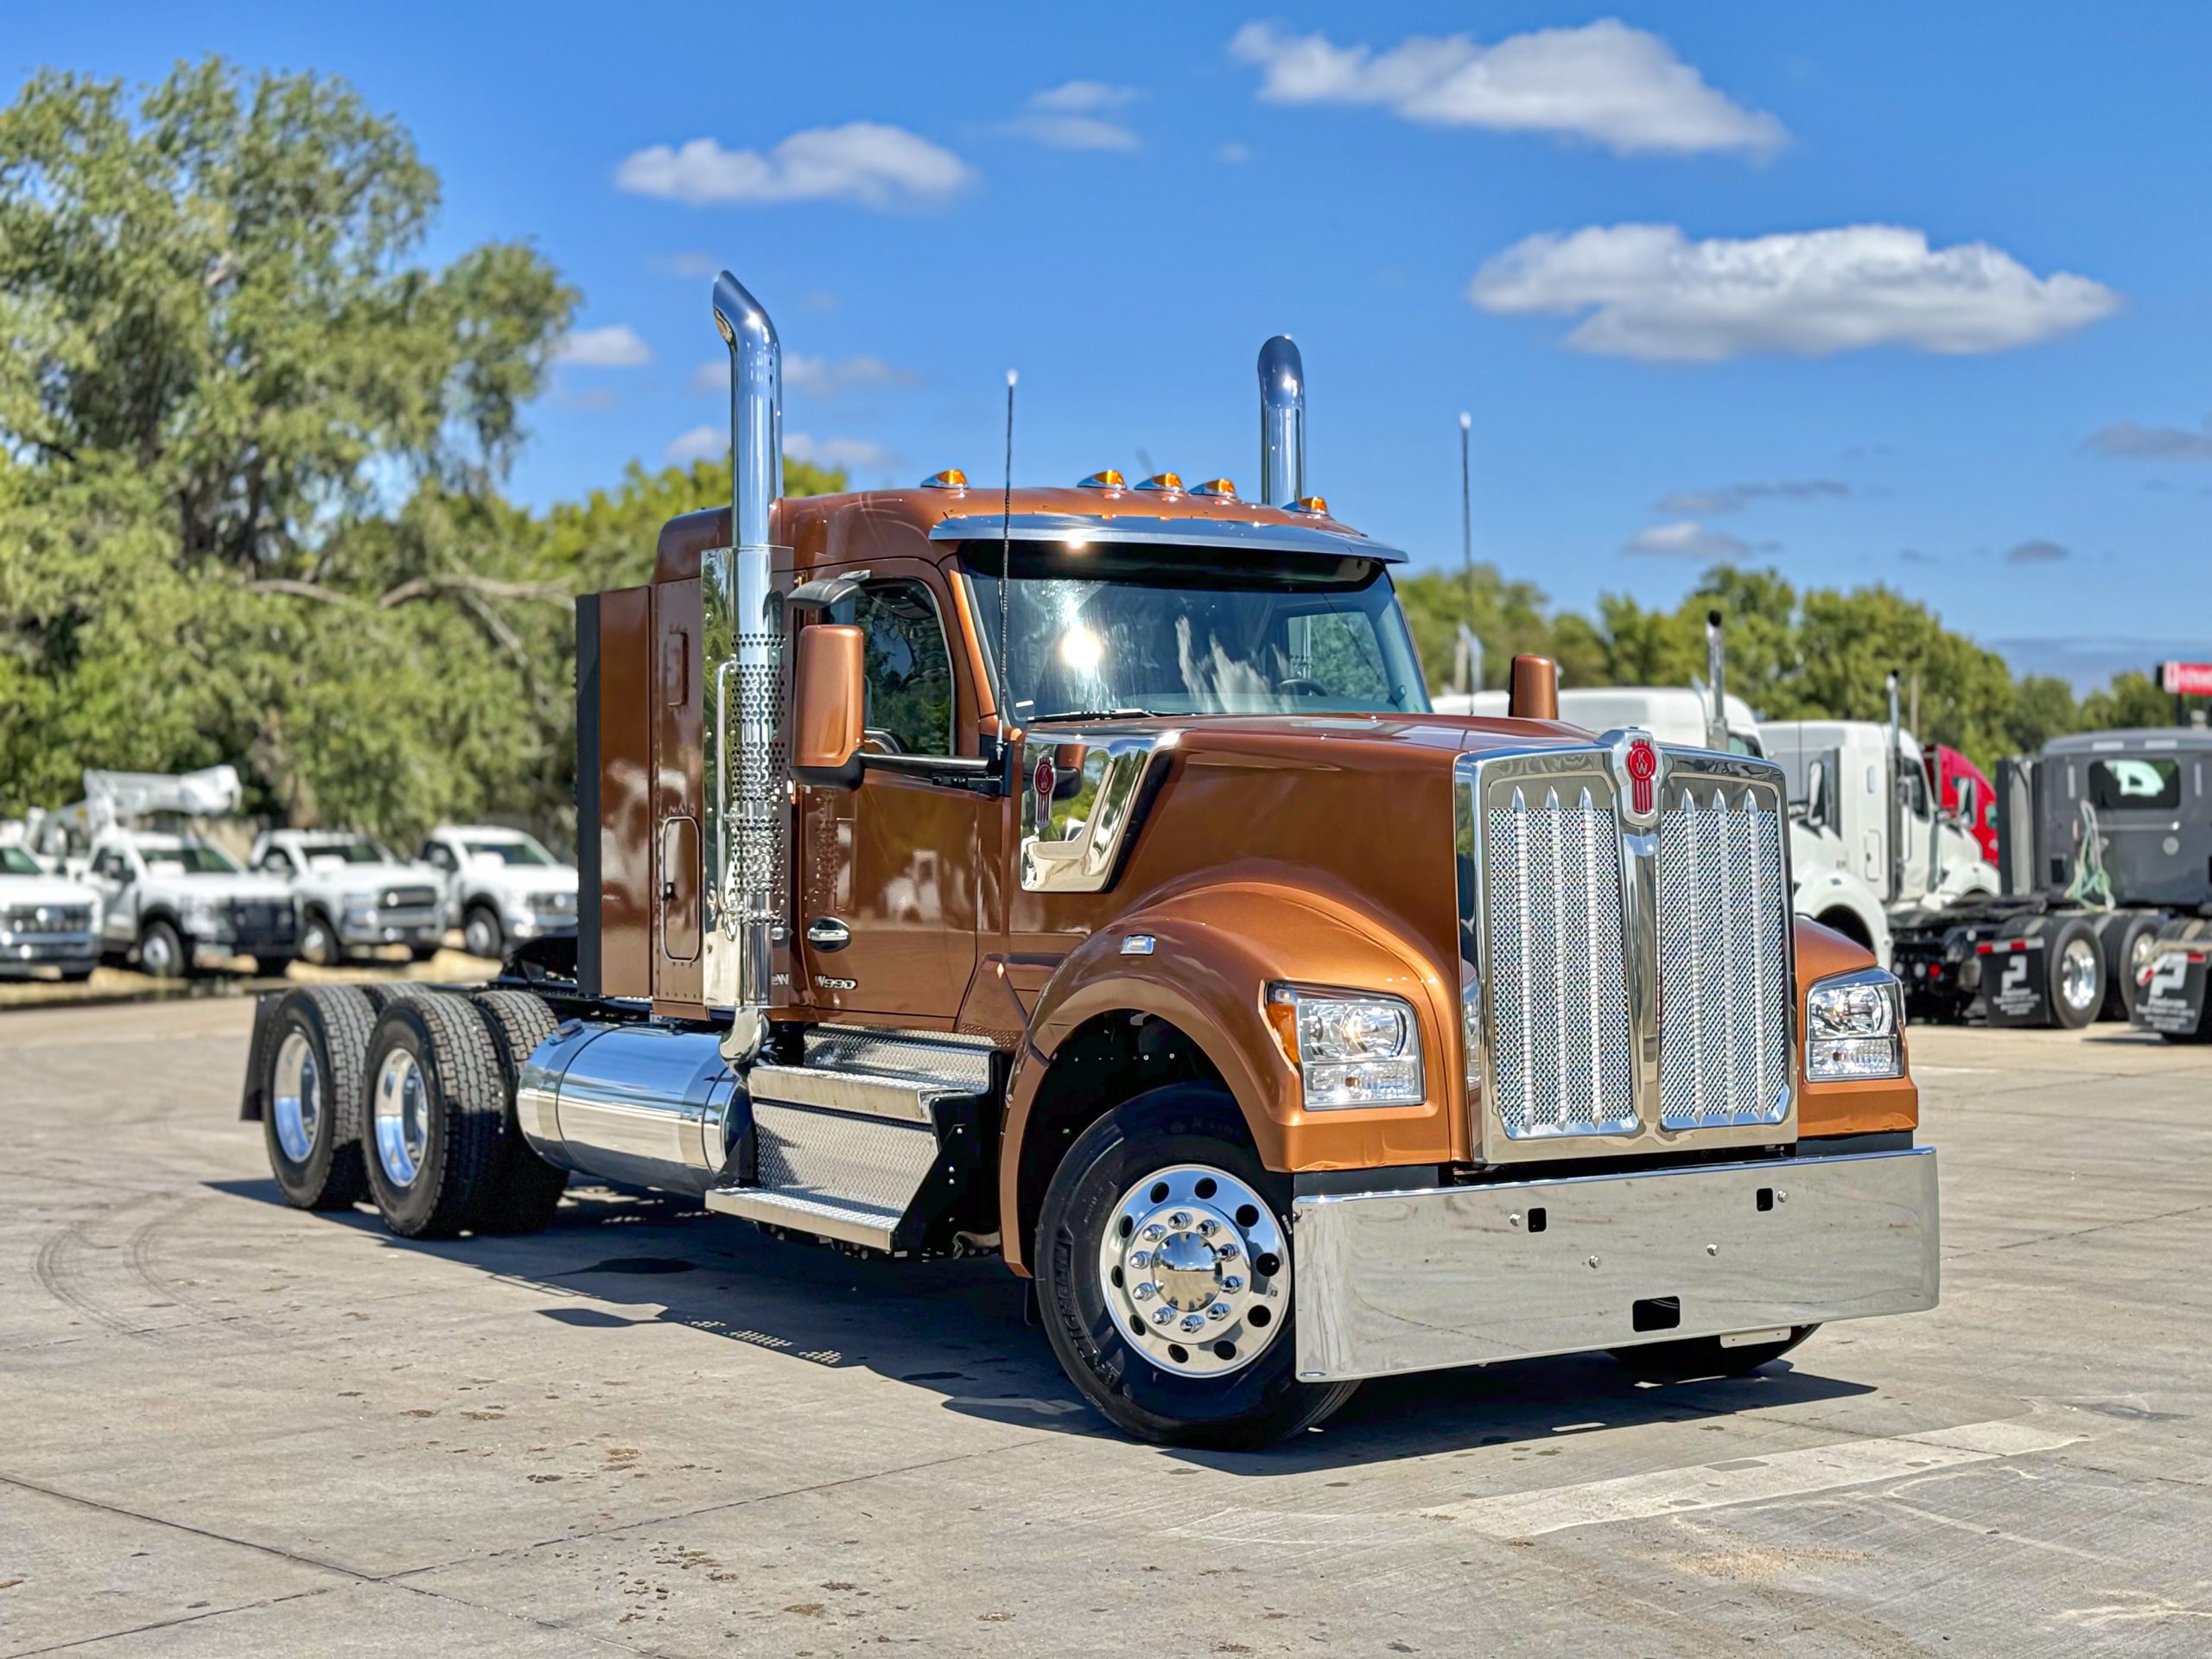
xmin=845 ymin=582 xmax=955 ymax=758
xmin=1902 ymin=766 xmax=1929 ymax=820
xmin=263 ymin=849 xmax=292 ymax=874
xmin=423 ymin=842 xmax=456 ymax=873
xmin=96 ymin=850 xmax=128 ymax=881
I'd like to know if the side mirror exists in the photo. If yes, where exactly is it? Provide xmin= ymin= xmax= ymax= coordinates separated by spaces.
xmin=791 ymin=624 xmax=866 ymax=790
xmin=1803 ymin=759 xmax=1829 ymax=831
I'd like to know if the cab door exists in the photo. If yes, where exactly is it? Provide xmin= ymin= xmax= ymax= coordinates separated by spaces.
xmin=91 ymin=847 xmax=138 ymax=944
xmin=794 ymin=569 xmax=980 ymax=1023
xmin=652 ymin=576 xmax=703 ymax=1011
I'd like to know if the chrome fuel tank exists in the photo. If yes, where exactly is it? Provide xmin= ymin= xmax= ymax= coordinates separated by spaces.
xmin=516 ymin=1021 xmax=740 ymax=1195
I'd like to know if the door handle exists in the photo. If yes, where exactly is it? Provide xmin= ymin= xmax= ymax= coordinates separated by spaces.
xmin=805 ymin=917 xmax=851 ymax=950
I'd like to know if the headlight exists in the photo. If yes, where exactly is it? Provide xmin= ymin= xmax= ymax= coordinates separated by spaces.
xmin=1265 ymin=985 xmax=1425 ymax=1109
xmin=182 ymin=898 xmax=225 ymax=930
xmin=342 ymin=891 xmax=379 ymax=915
xmin=1806 ymin=968 xmax=1904 ymax=1082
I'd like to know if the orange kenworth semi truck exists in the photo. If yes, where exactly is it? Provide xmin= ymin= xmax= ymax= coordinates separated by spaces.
xmin=241 ymin=273 xmax=1938 ymax=1447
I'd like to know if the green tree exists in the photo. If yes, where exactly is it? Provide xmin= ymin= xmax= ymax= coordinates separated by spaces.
xmin=0 ymin=57 xmax=576 ymax=836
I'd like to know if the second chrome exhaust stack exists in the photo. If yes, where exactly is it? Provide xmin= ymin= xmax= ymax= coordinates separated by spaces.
xmin=709 ymin=272 xmax=785 ymax=1059
xmin=1257 ymin=336 xmax=1306 ymax=507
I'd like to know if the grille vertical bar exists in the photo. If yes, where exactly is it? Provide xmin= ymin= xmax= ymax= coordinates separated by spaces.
xmin=1483 ymin=787 xmax=1635 ymax=1140
xmin=1656 ymin=785 xmax=1793 ymax=1129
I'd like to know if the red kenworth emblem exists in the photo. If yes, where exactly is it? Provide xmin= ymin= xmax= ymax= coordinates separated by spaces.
xmin=1033 ymin=753 xmax=1056 ymax=810
xmin=1624 ymin=737 xmax=1658 ymax=817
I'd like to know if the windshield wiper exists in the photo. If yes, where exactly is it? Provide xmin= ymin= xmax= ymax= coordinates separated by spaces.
xmin=1027 ymin=707 xmax=1155 ymax=723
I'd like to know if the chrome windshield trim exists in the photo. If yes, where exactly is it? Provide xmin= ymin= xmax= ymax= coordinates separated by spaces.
xmin=929 ymin=512 xmax=1405 ymax=565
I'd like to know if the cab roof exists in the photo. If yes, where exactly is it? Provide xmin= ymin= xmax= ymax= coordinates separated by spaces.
xmin=652 ymin=486 xmax=1400 ymax=586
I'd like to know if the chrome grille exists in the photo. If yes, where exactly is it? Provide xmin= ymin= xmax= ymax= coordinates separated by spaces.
xmin=1657 ymin=787 xmax=1793 ymax=1129
xmin=1483 ymin=788 xmax=1636 ymax=1140
xmin=381 ymin=886 xmax=439 ymax=911
xmin=5 ymin=906 xmax=92 ymax=935
xmin=1458 ymin=740 xmax=1796 ymax=1162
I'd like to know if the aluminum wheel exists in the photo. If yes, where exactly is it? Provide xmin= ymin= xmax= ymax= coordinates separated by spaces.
xmin=270 ymin=1031 xmax=321 ymax=1163
xmin=372 ymin=1047 xmax=429 ymax=1188
xmin=2130 ymin=928 xmax=2162 ymax=984
xmin=140 ymin=925 xmax=178 ymax=977
xmin=2058 ymin=936 xmax=2101 ymax=1013
xmin=1096 ymin=1163 xmax=1288 ymax=1378
xmin=463 ymin=910 xmax=499 ymax=959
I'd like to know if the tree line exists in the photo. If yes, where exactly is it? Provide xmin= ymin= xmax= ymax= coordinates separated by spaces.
xmin=2 ymin=59 xmax=2193 ymax=850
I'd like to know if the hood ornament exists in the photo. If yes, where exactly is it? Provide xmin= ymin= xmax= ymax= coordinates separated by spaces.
xmin=1607 ymin=728 xmax=1663 ymax=829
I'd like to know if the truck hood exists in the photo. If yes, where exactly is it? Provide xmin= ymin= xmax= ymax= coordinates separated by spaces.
xmin=465 ymin=862 xmax=579 ymax=897
xmin=0 ymin=874 xmax=100 ymax=909
xmin=149 ymin=872 xmax=296 ymax=903
xmin=293 ymin=861 xmax=439 ymax=894
xmin=1046 ymin=709 xmax=1594 ymax=763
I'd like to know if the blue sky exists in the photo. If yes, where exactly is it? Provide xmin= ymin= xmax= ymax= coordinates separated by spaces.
xmin=12 ymin=3 xmax=2210 ymax=688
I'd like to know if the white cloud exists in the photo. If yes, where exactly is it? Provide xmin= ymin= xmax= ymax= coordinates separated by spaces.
xmin=787 ymin=432 xmax=895 ymax=474
xmin=2082 ymin=416 xmax=2212 ymax=461
xmin=616 ymin=124 xmax=975 ymax=210
xmin=1007 ymin=80 xmax=1141 ymax=149
xmin=556 ymin=324 xmax=652 ymax=368
xmin=1217 ymin=141 xmax=1252 ymax=164
xmin=1468 ymin=224 xmax=2120 ymax=361
xmin=690 ymin=353 xmax=920 ymax=397
xmin=658 ymin=251 xmax=722 ymax=279
xmin=1228 ymin=19 xmax=1783 ymax=156
xmin=2006 ymin=538 xmax=2070 ymax=564
xmin=1656 ymin=479 xmax=1849 ymax=514
xmin=1622 ymin=520 xmax=1766 ymax=560
xmin=665 ymin=424 xmax=724 ymax=465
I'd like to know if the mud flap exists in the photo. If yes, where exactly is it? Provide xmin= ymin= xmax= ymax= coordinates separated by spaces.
xmin=1980 ymin=939 xmax=2051 ymax=1027
xmin=2133 ymin=949 xmax=2208 ymax=1039
xmin=238 ymin=989 xmax=285 ymax=1121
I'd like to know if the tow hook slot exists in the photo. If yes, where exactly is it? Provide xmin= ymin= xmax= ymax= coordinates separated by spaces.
xmin=1631 ymin=1296 xmax=1682 ymax=1332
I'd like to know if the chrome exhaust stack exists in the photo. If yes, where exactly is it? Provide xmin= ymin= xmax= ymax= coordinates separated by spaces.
xmin=1256 ymin=336 xmax=1306 ymax=506
xmin=1705 ymin=610 xmax=1730 ymax=753
xmin=708 ymin=272 xmax=785 ymax=1060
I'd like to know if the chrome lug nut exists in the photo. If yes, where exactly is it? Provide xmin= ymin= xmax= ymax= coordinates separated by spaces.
xmin=1180 ymin=1313 xmax=1206 ymax=1333
xmin=1221 ymin=1274 xmax=1244 ymax=1294
xmin=1215 ymin=1241 xmax=1239 ymax=1261
xmin=1169 ymin=1211 xmax=1192 ymax=1229
xmin=1196 ymin=1217 xmax=1217 ymax=1237
xmin=1206 ymin=1303 xmax=1231 ymax=1321
xmin=1151 ymin=1306 xmax=1175 ymax=1325
xmin=1143 ymin=1224 xmax=1166 ymax=1243
xmin=1131 ymin=1281 xmax=1155 ymax=1301
xmin=1129 ymin=1249 xmax=1152 ymax=1268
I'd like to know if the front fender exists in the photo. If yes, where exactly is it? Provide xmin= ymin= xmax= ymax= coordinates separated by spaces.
xmin=1007 ymin=878 xmax=1465 ymax=1199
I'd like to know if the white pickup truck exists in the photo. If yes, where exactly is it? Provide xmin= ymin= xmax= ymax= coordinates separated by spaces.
xmin=414 ymin=825 xmax=578 ymax=962
xmin=249 ymin=830 xmax=448 ymax=966
xmin=0 ymin=843 xmax=102 ymax=981
xmin=85 ymin=830 xmax=301 ymax=978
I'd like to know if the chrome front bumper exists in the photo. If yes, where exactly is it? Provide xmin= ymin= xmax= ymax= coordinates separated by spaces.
xmin=2 ymin=930 xmax=98 ymax=967
xmin=1292 ymin=1147 xmax=1938 ymax=1383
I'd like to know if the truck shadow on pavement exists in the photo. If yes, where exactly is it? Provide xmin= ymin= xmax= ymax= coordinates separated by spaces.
xmin=208 ymin=1175 xmax=1873 ymax=1471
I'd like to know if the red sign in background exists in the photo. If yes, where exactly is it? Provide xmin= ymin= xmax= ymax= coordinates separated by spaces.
xmin=2158 ymin=661 xmax=2212 ymax=696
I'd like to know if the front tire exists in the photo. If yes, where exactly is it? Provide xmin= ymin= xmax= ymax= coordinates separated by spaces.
xmin=361 ymin=992 xmax=506 ymax=1238
xmin=300 ymin=912 xmax=343 ymax=969
xmin=262 ymin=987 xmax=375 ymax=1210
xmin=1034 ymin=1086 xmax=1359 ymax=1448
xmin=461 ymin=904 xmax=504 ymax=963
xmin=137 ymin=918 xmax=188 ymax=980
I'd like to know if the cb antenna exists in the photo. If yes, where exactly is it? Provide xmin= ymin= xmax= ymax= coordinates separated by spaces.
xmin=1459 ymin=410 xmax=1474 ymax=687
xmin=1000 ymin=370 xmax=1017 ymax=741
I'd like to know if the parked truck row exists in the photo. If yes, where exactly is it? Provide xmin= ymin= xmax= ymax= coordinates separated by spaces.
xmin=2 ymin=766 xmax=579 ymax=981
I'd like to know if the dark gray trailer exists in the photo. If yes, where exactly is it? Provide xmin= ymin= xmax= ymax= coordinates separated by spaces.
xmin=1892 ymin=727 xmax=2212 ymax=1032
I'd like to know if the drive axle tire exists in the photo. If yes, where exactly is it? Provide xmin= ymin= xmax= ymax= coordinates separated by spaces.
xmin=1034 ymin=1085 xmax=1360 ymax=1449
xmin=1612 ymin=1325 xmax=1818 ymax=1382
xmin=2094 ymin=912 xmax=2161 ymax=1023
xmin=361 ymin=991 xmax=506 ymax=1238
xmin=466 ymin=989 xmax=569 ymax=1234
xmin=2044 ymin=916 xmax=2105 ymax=1031
xmin=262 ymin=987 xmax=375 ymax=1211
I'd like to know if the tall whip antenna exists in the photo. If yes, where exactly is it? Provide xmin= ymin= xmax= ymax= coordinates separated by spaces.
xmin=1459 ymin=411 xmax=1474 ymax=683
xmin=1000 ymin=370 xmax=1017 ymax=734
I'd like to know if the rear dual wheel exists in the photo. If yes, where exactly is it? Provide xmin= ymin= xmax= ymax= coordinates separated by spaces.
xmin=1034 ymin=1085 xmax=1359 ymax=1449
xmin=264 ymin=986 xmax=377 ymax=1211
xmin=361 ymin=994 xmax=508 ymax=1238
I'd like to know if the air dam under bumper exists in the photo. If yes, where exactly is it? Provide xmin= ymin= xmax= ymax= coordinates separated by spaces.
xmin=1291 ymin=1147 xmax=1938 ymax=1383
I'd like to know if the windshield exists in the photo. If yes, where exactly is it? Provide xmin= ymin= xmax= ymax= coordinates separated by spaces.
xmin=963 ymin=546 xmax=1429 ymax=721
xmin=1 ymin=847 xmax=41 ymax=875
xmin=143 ymin=844 xmax=241 ymax=875
xmin=299 ymin=836 xmax=390 ymax=866
xmin=465 ymin=836 xmax=556 ymax=867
